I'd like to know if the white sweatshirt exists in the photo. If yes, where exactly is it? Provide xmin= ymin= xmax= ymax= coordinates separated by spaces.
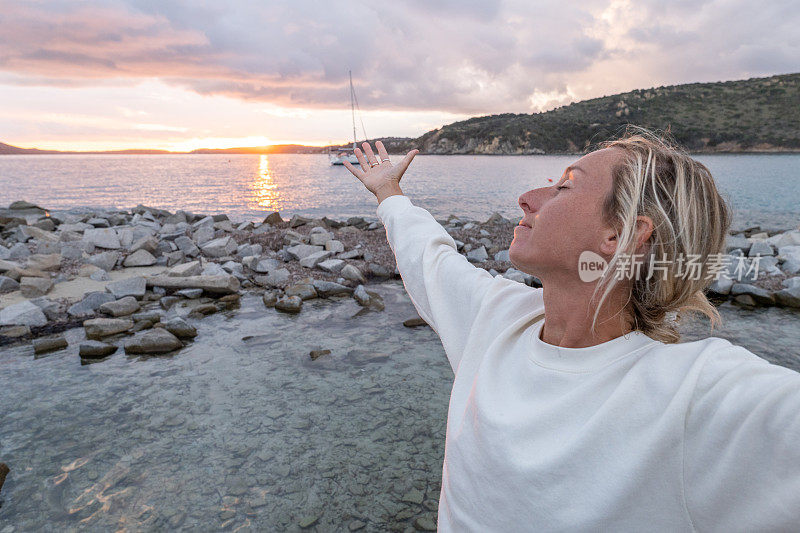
xmin=376 ymin=194 xmax=800 ymax=532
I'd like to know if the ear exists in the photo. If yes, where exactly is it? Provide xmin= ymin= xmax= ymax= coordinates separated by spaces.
xmin=633 ymin=215 xmax=654 ymax=254
xmin=599 ymin=226 xmax=619 ymax=256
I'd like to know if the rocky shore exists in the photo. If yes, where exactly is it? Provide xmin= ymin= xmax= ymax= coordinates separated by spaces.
xmin=0 ymin=200 xmax=798 ymax=359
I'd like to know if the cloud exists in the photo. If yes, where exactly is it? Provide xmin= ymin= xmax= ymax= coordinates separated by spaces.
xmin=0 ymin=0 xmax=797 ymax=117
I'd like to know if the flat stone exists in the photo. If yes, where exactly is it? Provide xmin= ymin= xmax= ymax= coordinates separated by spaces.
xmin=340 ymin=264 xmax=366 ymax=283
xmin=252 ymin=257 xmax=281 ymax=273
xmin=167 ymin=260 xmax=202 ymax=277
xmin=83 ymin=317 xmax=134 ymax=339
xmin=775 ymin=286 xmax=800 ymax=308
xmin=284 ymin=283 xmax=317 ymax=300
xmin=98 ymin=296 xmax=141 ymax=317
xmin=146 ymin=275 xmax=240 ymax=295
xmin=309 ymin=232 xmax=333 ymax=246
xmin=107 ymin=276 xmax=147 ymax=299
xmin=19 ymin=225 xmax=59 ymax=243
xmin=79 ymin=340 xmax=118 ymax=358
xmin=0 ymin=276 xmax=20 ymax=293
xmin=68 ymin=291 xmax=117 ymax=317
xmin=286 ymin=244 xmax=323 ymax=261
xmin=26 ymin=253 xmax=62 ymax=271
xmin=275 ymin=295 xmax=302 ymax=313
xmin=124 ymin=328 xmax=183 ymax=354
xmin=33 ymin=335 xmax=68 ymax=354
xmin=299 ymin=250 xmax=333 ymax=268
xmin=161 ymin=317 xmax=198 ymax=338
xmin=317 ymin=259 xmax=345 ymax=273
xmin=83 ymin=228 xmax=121 ymax=249
xmin=176 ymin=288 xmax=204 ymax=299
xmin=123 ymin=249 xmax=157 ymax=267
xmin=19 ymin=276 xmax=53 ymax=298
xmin=325 ymin=240 xmax=345 ymax=253
xmin=311 ymin=279 xmax=352 ymax=297
xmin=89 ymin=251 xmax=121 ymax=271
xmin=174 ymin=236 xmax=200 ymax=257
xmin=255 ymin=268 xmax=290 ymax=288
xmin=730 ymin=283 xmax=775 ymax=305
xmin=200 ymin=236 xmax=237 ymax=257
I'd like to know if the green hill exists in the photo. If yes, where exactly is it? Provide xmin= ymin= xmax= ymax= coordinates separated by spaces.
xmin=407 ymin=72 xmax=800 ymax=154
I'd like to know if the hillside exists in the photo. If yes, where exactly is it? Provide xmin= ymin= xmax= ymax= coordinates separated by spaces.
xmin=408 ymin=72 xmax=800 ymax=154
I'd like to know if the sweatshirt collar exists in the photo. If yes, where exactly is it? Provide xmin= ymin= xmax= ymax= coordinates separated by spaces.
xmin=527 ymin=318 xmax=658 ymax=373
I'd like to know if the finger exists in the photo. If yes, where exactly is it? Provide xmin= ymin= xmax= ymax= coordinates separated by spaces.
xmin=354 ymin=147 xmax=370 ymax=172
xmin=362 ymin=142 xmax=378 ymax=167
xmin=394 ymin=149 xmax=419 ymax=177
xmin=342 ymin=159 xmax=365 ymax=181
xmin=376 ymin=141 xmax=390 ymax=163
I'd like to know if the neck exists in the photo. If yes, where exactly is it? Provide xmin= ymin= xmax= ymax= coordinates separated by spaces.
xmin=538 ymin=274 xmax=634 ymax=348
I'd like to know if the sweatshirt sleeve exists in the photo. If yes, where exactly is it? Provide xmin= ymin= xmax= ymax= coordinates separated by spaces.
xmin=683 ymin=341 xmax=800 ymax=531
xmin=376 ymin=194 xmax=506 ymax=373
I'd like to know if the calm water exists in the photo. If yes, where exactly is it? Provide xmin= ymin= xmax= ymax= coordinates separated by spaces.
xmin=0 ymin=153 xmax=798 ymax=230
xmin=1 ymin=283 xmax=799 ymax=531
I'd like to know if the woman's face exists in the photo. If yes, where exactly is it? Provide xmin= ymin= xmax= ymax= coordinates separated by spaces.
xmin=509 ymin=148 xmax=621 ymax=278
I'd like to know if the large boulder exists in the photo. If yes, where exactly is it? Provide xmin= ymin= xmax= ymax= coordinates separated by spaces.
xmin=106 ymin=276 xmax=147 ymax=299
xmin=124 ymin=329 xmax=183 ymax=354
xmin=0 ymin=300 xmax=48 ymax=326
xmin=145 ymin=274 xmax=240 ymax=295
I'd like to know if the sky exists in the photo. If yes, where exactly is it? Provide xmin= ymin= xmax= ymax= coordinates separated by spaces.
xmin=0 ymin=0 xmax=798 ymax=151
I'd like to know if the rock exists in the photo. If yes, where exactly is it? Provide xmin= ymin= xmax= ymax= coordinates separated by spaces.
xmin=176 ymin=288 xmax=204 ymax=299
xmin=7 ymin=243 xmax=30 ymax=260
xmin=262 ymin=290 xmax=279 ymax=307
xmin=98 ymin=296 xmax=141 ymax=317
xmin=123 ymin=249 xmax=157 ymax=267
xmin=0 ymin=300 xmax=47 ymax=327
xmin=1 ymin=324 xmax=30 ymax=337
xmin=0 ymin=275 xmax=20 ymax=294
xmin=289 ymin=214 xmax=311 ymax=228
xmin=0 ymin=462 xmax=9 ymax=494
xmin=367 ymin=263 xmax=393 ymax=278
xmin=774 ymin=286 xmax=800 ymax=308
xmin=263 ymin=211 xmax=283 ymax=225
xmin=174 ymin=236 xmax=200 ymax=257
xmin=200 ymin=236 xmax=237 ymax=258
xmin=285 ymin=283 xmax=317 ymax=300
xmin=309 ymin=231 xmax=333 ymax=246
xmin=403 ymin=317 xmax=428 ymax=328
xmin=237 ymin=243 xmax=262 ymax=257
xmin=167 ymin=260 xmax=202 ymax=277
xmin=251 ymin=257 xmax=281 ymax=273
xmin=494 ymin=249 xmax=510 ymax=262
xmin=310 ymin=349 xmax=331 ymax=360
xmin=707 ymin=275 xmax=734 ymax=296
xmin=297 ymin=513 xmax=320 ymax=529
xmin=187 ymin=303 xmax=217 ymax=317
xmin=781 ymin=258 xmax=800 ymax=275
xmin=401 ymin=488 xmax=425 ymax=504
xmin=130 ymin=236 xmax=159 ymax=254
xmin=502 ymin=268 xmax=528 ymax=283
xmin=286 ymin=244 xmax=324 ymax=261
xmin=275 ymin=295 xmax=302 ymax=313
xmin=192 ymin=225 xmax=215 ymax=245
xmin=725 ymin=235 xmax=750 ymax=254
xmin=68 ymin=291 xmax=117 ymax=317
xmin=340 ymin=264 xmax=367 ymax=284
xmin=783 ymin=277 xmax=800 ymax=289
xmin=311 ymin=279 xmax=352 ymax=297
xmin=33 ymin=335 xmax=68 ymax=354
xmin=730 ymin=283 xmax=775 ymax=306
xmin=89 ymin=251 xmax=121 ymax=271
xmin=146 ymin=275 xmax=240 ymax=294
xmin=124 ymin=328 xmax=183 ymax=354
xmin=160 ymin=295 xmax=180 ymax=309
xmin=748 ymin=241 xmax=774 ymax=257
xmin=79 ymin=340 xmax=118 ymax=358
xmin=325 ymin=240 xmax=345 ymax=253
xmin=255 ymin=268 xmax=290 ymax=287
xmin=107 ymin=276 xmax=147 ymax=299
xmin=83 ymin=228 xmax=121 ymax=249
xmin=84 ymin=317 xmax=133 ymax=339
xmin=26 ymin=253 xmax=62 ymax=271
xmin=161 ymin=317 xmax=198 ymax=338
xmin=19 ymin=224 xmax=59 ymax=243
xmin=466 ymin=246 xmax=488 ymax=263
xmin=299 ymin=250 xmax=333 ymax=268
xmin=413 ymin=515 xmax=437 ymax=531
xmin=317 ymin=258 xmax=345 ymax=273
xmin=201 ymin=262 xmax=227 ymax=276
xmin=338 ymin=249 xmax=363 ymax=260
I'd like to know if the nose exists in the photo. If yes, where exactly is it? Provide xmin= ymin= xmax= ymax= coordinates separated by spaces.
xmin=518 ymin=186 xmax=552 ymax=215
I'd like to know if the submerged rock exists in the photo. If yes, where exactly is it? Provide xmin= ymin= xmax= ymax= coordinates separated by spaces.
xmin=33 ymin=335 xmax=68 ymax=354
xmin=124 ymin=328 xmax=183 ymax=354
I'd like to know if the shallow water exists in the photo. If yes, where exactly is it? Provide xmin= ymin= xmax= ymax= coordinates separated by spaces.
xmin=0 ymin=283 xmax=798 ymax=531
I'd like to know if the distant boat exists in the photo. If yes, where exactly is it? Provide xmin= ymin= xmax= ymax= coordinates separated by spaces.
xmin=330 ymin=71 xmax=367 ymax=165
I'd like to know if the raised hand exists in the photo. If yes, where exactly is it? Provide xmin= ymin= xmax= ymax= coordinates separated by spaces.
xmin=343 ymin=141 xmax=419 ymax=198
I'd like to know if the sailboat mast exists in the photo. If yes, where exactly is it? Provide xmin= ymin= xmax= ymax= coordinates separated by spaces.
xmin=349 ymin=71 xmax=357 ymax=149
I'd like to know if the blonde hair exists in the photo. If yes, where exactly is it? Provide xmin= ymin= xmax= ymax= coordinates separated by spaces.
xmin=591 ymin=126 xmax=732 ymax=343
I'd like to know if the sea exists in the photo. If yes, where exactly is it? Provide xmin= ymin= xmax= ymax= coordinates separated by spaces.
xmin=0 ymin=153 xmax=798 ymax=230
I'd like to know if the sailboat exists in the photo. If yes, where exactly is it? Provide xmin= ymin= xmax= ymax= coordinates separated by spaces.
xmin=329 ymin=71 xmax=367 ymax=165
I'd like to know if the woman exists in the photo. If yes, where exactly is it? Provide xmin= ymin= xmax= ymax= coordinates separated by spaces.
xmin=342 ymin=129 xmax=800 ymax=531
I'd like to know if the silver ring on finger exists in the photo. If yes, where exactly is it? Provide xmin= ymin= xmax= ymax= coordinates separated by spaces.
xmin=369 ymin=161 xmax=379 ymax=167
xmin=381 ymin=158 xmax=390 ymax=163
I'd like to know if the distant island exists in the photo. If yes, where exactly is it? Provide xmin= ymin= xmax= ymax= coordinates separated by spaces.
xmin=3 ymin=72 xmax=798 ymax=156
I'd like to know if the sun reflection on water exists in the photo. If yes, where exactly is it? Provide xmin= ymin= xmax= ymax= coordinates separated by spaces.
xmin=247 ymin=155 xmax=283 ymax=212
